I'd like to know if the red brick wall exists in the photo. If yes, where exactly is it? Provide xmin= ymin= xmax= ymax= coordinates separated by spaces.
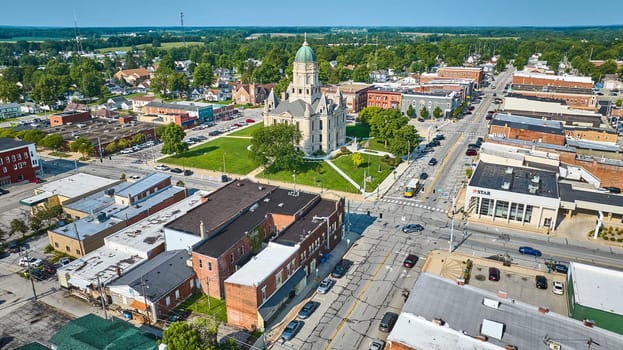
xmin=225 ymin=283 xmax=261 ymax=330
xmin=154 ymin=275 xmax=197 ymax=320
xmin=489 ymin=124 xmax=566 ymax=145
xmin=0 ymin=146 xmax=37 ymax=184
xmin=511 ymin=91 xmax=595 ymax=109
xmin=49 ymin=111 xmax=91 ymax=126
xmin=559 ymin=152 xmax=623 ymax=188
xmin=193 ymin=254 xmax=222 ymax=298
xmin=367 ymin=91 xmax=402 ymax=109
xmin=564 ymin=129 xmax=617 ymax=143
xmin=512 ymin=76 xmax=593 ymax=89
xmin=437 ymin=67 xmax=483 ymax=86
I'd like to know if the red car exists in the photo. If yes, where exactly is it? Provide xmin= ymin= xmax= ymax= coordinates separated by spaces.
xmin=466 ymin=149 xmax=478 ymax=156
xmin=489 ymin=267 xmax=500 ymax=281
xmin=245 ymin=119 xmax=255 ymax=123
xmin=403 ymin=254 xmax=419 ymax=268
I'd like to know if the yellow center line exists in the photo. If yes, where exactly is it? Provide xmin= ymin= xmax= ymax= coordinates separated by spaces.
xmin=324 ymin=248 xmax=394 ymax=350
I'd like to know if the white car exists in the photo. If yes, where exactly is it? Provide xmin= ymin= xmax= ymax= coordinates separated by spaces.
xmin=552 ymin=281 xmax=564 ymax=295
xmin=154 ymin=164 xmax=170 ymax=171
xmin=19 ymin=256 xmax=42 ymax=267
xmin=129 ymin=175 xmax=141 ymax=180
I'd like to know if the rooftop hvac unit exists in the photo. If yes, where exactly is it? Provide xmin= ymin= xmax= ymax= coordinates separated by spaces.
xmin=505 ymin=167 xmax=513 ymax=174
xmin=501 ymin=182 xmax=511 ymax=190
xmin=531 ymin=175 xmax=540 ymax=184
xmin=528 ymin=184 xmax=539 ymax=194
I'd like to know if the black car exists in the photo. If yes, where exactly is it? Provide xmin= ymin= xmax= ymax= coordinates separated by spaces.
xmin=297 ymin=301 xmax=319 ymax=319
xmin=170 ymin=168 xmax=183 ymax=174
xmin=7 ymin=240 xmax=21 ymax=253
xmin=535 ymin=275 xmax=548 ymax=289
xmin=183 ymin=169 xmax=193 ymax=176
xmin=208 ymin=130 xmax=221 ymax=136
xmin=331 ymin=259 xmax=352 ymax=278
xmin=428 ymin=158 xmax=438 ymax=166
xmin=606 ymin=186 xmax=621 ymax=194
xmin=434 ymin=134 xmax=445 ymax=140
xmin=0 ymin=188 xmax=9 ymax=195
xmin=419 ymin=172 xmax=428 ymax=180
xmin=553 ymin=263 xmax=568 ymax=274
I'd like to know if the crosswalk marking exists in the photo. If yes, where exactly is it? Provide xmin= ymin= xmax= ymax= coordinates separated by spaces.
xmin=381 ymin=198 xmax=449 ymax=214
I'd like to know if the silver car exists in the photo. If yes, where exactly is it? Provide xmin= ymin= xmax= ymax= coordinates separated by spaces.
xmin=317 ymin=278 xmax=335 ymax=294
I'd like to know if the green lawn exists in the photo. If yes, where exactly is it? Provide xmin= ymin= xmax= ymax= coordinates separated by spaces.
xmin=228 ymin=122 xmax=264 ymax=137
xmin=160 ymin=137 xmax=258 ymax=175
xmin=332 ymin=154 xmax=395 ymax=192
xmin=360 ymin=138 xmax=391 ymax=153
xmin=257 ymin=161 xmax=359 ymax=193
xmin=176 ymin=293 xmax=227 ymax=322
xmin=346 ymin=123 xmax=370 ymax=139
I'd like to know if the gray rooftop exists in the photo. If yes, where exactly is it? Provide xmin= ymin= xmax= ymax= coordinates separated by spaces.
xmin=469 ymin=162 xmax=559 ymax=198
xmin=565 ymin=139 xmax=622 ymax=152
xmin=559 ymin=183 xmax=623 ymax=209
xmin=144 ymin=101 xmax=211 ymax=112
xmin=0 ymin=137 xmax=31 ymax=151
xmin=108 ymin=250 xmax=195 ymax=302
xmin=115 ymin=172 xmax=170 ymax=198
xmin=491 ymin=113 xmax=564 ymax=135
xmin=400 ymin=273 xmax=623 ymax=349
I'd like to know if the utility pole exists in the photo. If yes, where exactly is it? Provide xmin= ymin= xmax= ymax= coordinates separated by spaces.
xmin=21 ymin=246 xmax=37 ymax=301
xmin=449 ymin=187 xmax=456 ymax=253
xmin=141 ymin=275 xmax=151 ymax=325
xmin=97 ymin=274 xmax=108 ymax=320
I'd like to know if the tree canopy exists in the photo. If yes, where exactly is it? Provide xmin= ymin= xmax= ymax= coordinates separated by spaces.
xmin=160 ymin=123 xmax=188 ymax=155
xmin=359 ymin=107 xmax=420 ymax=157
xmin=250 ymin=123 xmax=304 ymax=173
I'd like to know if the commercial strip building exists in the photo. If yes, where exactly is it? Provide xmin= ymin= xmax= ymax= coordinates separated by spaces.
xmin=20 ymin=173 xmax=120 ymax=214
xmin=141 ymin=101 xmax=214 ymax=125
xmin=56 ymin=190 xmax=208 ymax=292
xmin=387 ymin=272 xmax=623 ymax=349
xmin=400 ymin=90 xmax=461 ymax=118
xmin=48 ymin=173 xmax=186 ymax=257
xmin=510 ymin=71 xmax=597 ymax=110
xmin=0 ymin=138 xmax=40 ymax=185
xmin=502 ymin=95 xmax=603 ymax=127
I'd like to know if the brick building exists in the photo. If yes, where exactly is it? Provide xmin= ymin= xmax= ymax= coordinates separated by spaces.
xmin=114 ymin=68 xmax=151 ymax=87
xmin=48 ymin=173 xmax=186 ymax=257
xmin=232 ymin=83 xmax=273 ymax=106
xmin=142 ymin=101 xmax=213 ymax=124
xmin=322 ymin=83 xmax=373 ymax=113
xmin=0 ymin=138 xmax=40 ymax=185
xmin=130 ymin=95 xmax=157 ymax=113
xmin=367 ymin=88 xmax=402 ymax=109
xmin=488 ymin=114 xmax=566 ymax=145
xmin=49 ymin=110 xmax=91 ymax=126
xmin=510 ymin=72 xmax=596 ymax=110
xmin=564 ymin=127 xmax=618 ymax=144
xmin=225 ymin=197 xmax=344 ymax=331
xmin=436 ymin=67 xmax=484 ymax=87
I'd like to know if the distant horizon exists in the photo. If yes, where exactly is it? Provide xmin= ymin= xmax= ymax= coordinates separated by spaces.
xmin=0 ymin=0 xmax=621 ymax=28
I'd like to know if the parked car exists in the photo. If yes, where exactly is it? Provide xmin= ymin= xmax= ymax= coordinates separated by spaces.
xmin=183 ymin=169 xmax=193 ymax=176
xmin=0 ymin=188 xmax=9 ymax=196
xmin=606 ymin=186 xmax=621 ymax=194
xmin=428 ymin=158 xmax=438 ymax=166
xmin=553 ymin=263 xmax=568 ymax=274
xmin=419 ymin=172 xmax=428 ymax=180
xmin=379 ymin=312 xmax=398 ymax=332
xmin=552 ymin=281 xmax=564 ymax=295
xmin=403 ymin=254 xmax=418 ymax=268
xmin=433 ymin=134 xmax=445 ymax=140
xmin=154 ymin=164 xmax=170 ymax=171
xmin=297 ymin=301 xmax=319 ymax=319
xmin=465 ymin=149 xmax=478 ymax=156
xmin=519 ymin=246 xmax=542 ymax=257
xmin=468 ymin=143 xmax=480 ymax=149
xmin=58 ymin=257 xmax=72 ymax=266
xmin=30 ymin=269 xmax=49 ymax=281
xmin=317 ymin=278 xmax=335 ymax=294
xmin=7 ymin=240 xmax=21 ymax=253
xmin=245 ymin=119 xmax=255 ymax=123
xmin=19 ymin=256 xmax=42 ymax=267
xmin=535 ymin=275 xmax=548 ymax=289
xmin=369 ymin=339 xmax=386 ymax=350
xmin=281 ymin=320 xmax=303 ymax=341
xmin=488 ymin=267 xmax=500 ymax=281
xmin=331 ymin=259 xmax=352 ymax=278
xmin=129 ymin=175 xmax=141 ymax=180
xmin=170 ymin=168 xmax=183 ymax=174
xmin=402 ymin=223 xmax=424 ymax=233
xmin=208 ymin=130 xmax=221 ymax=136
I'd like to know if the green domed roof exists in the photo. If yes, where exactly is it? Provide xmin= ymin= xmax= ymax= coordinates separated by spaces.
xmin=294 ymin=41 xmax=316 ymax=63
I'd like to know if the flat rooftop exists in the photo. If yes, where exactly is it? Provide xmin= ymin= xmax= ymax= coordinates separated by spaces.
xmin=193 ymin=187 xmax=319 ymax=257
xmin=59 ymin=191 xmax=208 ymax=286
xmin=400 ymin=273 xmax=623 ymax=349
xmin=469 ymin=161 xmax=559 ymax=198
xmin=224 ymin=242 xmax=298 ymax=286
xmin=491 ymin=113 xmax=564 ymax=135
xmin=513 ymin=71 xmax=594 ymax=84
xmin=165 ymin=179 xmax=278 ymax=237
xmin=571 ymin=262 xmax=623 ymax=315
xmin=33 ymin=173 xmax=117 ymax=199
xmin=115 ymin=172 xmax=170 ymax=198
xmin=275 ymin=199 xmax=337 ymax=245
xmin=53 ymin=186 xmax=185 ymax=239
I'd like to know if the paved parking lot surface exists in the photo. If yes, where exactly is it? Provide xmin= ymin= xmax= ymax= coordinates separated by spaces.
xmin=0 ymin=301 xmax=73 ymax=349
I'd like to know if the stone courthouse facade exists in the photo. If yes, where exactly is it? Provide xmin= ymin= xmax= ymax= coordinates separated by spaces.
xmin=263 ymin=39 xmax=347 ymax=155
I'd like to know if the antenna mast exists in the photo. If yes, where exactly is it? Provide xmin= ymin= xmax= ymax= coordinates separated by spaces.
xmin=180 ymin=12 xmax=186 ymax=47
xmin=73 ymin=10 xmax=83 ymax=54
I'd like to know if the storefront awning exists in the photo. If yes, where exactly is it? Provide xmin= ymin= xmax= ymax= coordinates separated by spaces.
xmin=259 ymin=268 xmax=306 ymax=321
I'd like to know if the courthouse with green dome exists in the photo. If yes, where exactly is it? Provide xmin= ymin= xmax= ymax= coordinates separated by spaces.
xmin=263 ymin=38 xmax=347 ymax=155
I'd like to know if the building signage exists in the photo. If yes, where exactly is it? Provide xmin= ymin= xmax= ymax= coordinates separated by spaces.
xmin=476 ymin=189 xmax=491 ymax=196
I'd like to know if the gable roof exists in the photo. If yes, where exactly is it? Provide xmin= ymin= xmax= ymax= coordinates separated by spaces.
xmin=50 ymin=314 xmax=157 ymax=350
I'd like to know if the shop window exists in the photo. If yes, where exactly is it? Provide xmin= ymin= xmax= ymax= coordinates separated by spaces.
xmin=495 ymin=201 xmax=509 ymax=218
xmin=524 ymin=205 xmax=533 ymax=223
xmin=478 ymin=198 xmax=493 ymax=216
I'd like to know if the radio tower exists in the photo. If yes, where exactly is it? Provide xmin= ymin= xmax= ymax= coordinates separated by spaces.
xmin=180 ymin=12 xmax=186 ymax=47
xmin=73 ymin=10 xmax=83 ymax=54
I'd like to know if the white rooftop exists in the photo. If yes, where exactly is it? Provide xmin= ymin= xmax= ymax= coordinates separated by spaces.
xmin=59 ymin=190 xmax=209 ymax=287
xmin=514 ymin=71 xmax=594 ymax=84
xmin=23 ymin=173 xmax=117 ymax=204
xmin=570 ymin=262 xmax=623 ymax=315
xmin=504 ymin=96 xmax=602 ymax=117
xmin=225 ymin=242 xmax=299 ymax=286
xmin=388 ymin=313 xmax=503 ymax=350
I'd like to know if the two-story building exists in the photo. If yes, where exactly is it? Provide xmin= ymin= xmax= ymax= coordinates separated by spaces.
xmin=367 ymin=88 xmax=402 ymax=110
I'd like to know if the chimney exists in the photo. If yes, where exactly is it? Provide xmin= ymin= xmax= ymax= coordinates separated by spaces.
xmin=200 ymin=220 xmax=205 ymax=239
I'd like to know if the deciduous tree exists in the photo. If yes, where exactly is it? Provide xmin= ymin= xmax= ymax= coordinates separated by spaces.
xmin=250 ymin=123 xmax=303 ymax=173
xmin=160 ymin=123 xmax=188 ymax=155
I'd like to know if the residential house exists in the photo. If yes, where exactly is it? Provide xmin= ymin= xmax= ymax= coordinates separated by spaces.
xmin=130 ymin=95 xmax=156 ymax=113
xmin=232 ymin=83 xmax=273 ymax=106
xmin=0 ymin=103 xmax=22 ymax=119
xmin=106 ymin=96 xmax=131 ymax=110
xmin=114 ymin=68 xmax=151 ymax=87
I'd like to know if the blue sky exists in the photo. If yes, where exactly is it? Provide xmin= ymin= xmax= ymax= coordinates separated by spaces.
xmin=2 ymin=0 xmax=621 ymax=27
